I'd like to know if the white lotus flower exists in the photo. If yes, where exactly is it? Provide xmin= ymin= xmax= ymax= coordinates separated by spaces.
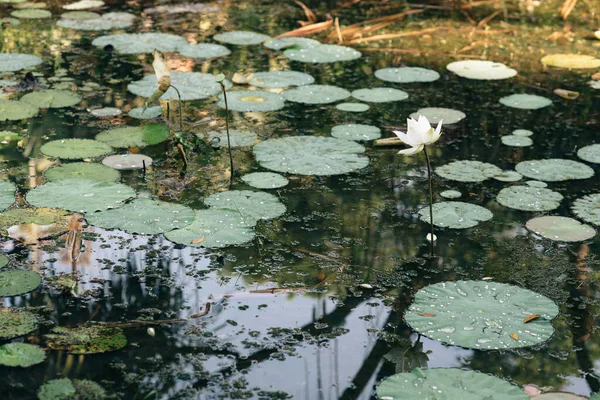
xmin=393 ymin=115 xmax=443 ymax=155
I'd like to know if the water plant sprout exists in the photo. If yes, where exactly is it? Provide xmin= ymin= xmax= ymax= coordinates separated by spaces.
xmin=215 ymin=73 xmax=235 ymax=183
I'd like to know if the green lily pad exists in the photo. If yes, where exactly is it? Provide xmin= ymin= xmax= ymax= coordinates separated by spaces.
xmin=0 ymin=18 xmax=20 ymax=26
xmin=283 ymin=44 xmax=361 ymax=63
xmin=165 ymin=208 xmax=256 ymax=248
xmin=513 ymin=129 xmax=533 ymax=137
xmin=501 ymin=135 xmax=533 ymax=147
xmin=541 ymin=54 xmax=600 ymax=69
xmin=144 ymin=2 xmax=218 ymax=14
xmin=217 ymin=90 xmax=285 ymax=112
xmin=128 ymin=72 xmax=221 ymax=101
xmin=71 ymin=380 xmax=107 ymax=400
xmin=577 ymin=144 xmax=600 ymax=164
xmin=0 ymin=310 xmax=37 ymax=339
xmin=0 ymin=254 xmax=8 ymax=269
xmin=11 ymin=9 xmax=51 ymax=18
xmin=526 ymin=180 xmax=547 ymax=188
xmin=410 ymin=107 xmax=466 ymax=124
xmin=0 ymin=270 xmax=41 ymax=296
xmin=38 ymin=379 xmax=76 ymax=400
xmin=95 ymin=124 xmax=169 ymax=148
xmin=128 ymin=106 xmax=162 ymax=119
xmin=436 ymin=160 xmax=502 ymax=182
xmin=515 ymin=159 xmax=594 ymax=181
xmin=204 ymin=129 xmax=258 ymax=148
xmin=499 ymin=94 xmax=552 ymax=110
xmin=374 ymin=67 xmax=440 ymax=83
xmin=253 ymin=136 xmax=368 ymax=175
xmin=86 ymin=198 xmax=195 ymax=234
xmin=45 ymin=162 xmax=120 ymax=182
xmin=572 ymin=193 xmax=600 ymax=225
xmin=526 ymin=216 xmax=596 ymax=242
xmin=0 ymin=207 xmax=72 ymax=242
xmin=204 ymin=190 xmax=286 ymax=221
xmin=45 ymin=324 xmax=127 ymax=354
xmin=92 ymin=33 xmax=188 ymax=54
xmin=496 ymin=186 xmax=563 ymax=211
xmin=248 ymin=71 xmax=314 ymax=88
xmin=90 ymin=107 xmax=121 ymax=117
xmin=102 ymin=154 xmax=152 ymax=170
xmin=330 ymin=123 xmax=381 ymax=141
xmin=0 ymin=131 xmax=24 ymax=145
xmin=376 ymin=368 xmax=528 ymax=400
xmin=214 ymin=31 xmax=270 ymax=45
xmin=0 ymin=53 xmax=42 ymax=72
xmin=446 ymin=60 xmax=517 ymax=80
xmin=241 ymin=172 xmax=288 ymax=189
xmin=14 ymin=2 xmax=48 ymax=9
xmin=351 ymin=87 xmax=408 ymax=103
xmin=60 ymin=11 xmax=100 ymax=20
xmin=20 ymin=90 xmax=81 ymax=109
xmin=26 ymin=179 xmax=135 ymax=213
xmin=440 ymin=189 xmax=461 ymax=199
xmin=0 ymin=181 xmax=16 ymax=211
xmin=264 ymin=37 xmax=320 ymax=50
xmin=63 ymin=0 xmax=104 ymax=10
xmin=58 ymin=12 xmax=136 ymax=30
xmin=335 ymin=102 xmax=369 ymax=112
xmin=178 ymin=43 xmax=231 ymax=59
xmin=0 ymin=343 xmax=45 ymax=367
xmin=405 ymin=280 xmax=559 ymax=349
xmin=40 ymin=139 xmax=112 ymax=160
xmin=418 ymin=201 xmax=493 ymax=229
xmin=282 ymin=84 xmax=350 ymax=104
xmin=493 ymin=170 xmax=522 ymax=182
xmin=0 ymin=100 xmax=39 ymax=121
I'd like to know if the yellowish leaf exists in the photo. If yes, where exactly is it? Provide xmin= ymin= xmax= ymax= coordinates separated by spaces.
xmin=524 ymin=314 xmax=541 ymax=323
xmin=509 ymin=333 xmax=519 ymax=341
xmin=554 ymin=88 xmax=579 ymax=100
xmin=419 ymin=313 xmax=436 ymax=317
xmin=192 ymin=237 xmax=205 ymax=244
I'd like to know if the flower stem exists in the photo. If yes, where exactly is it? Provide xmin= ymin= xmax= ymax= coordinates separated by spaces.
xmin=219 ymin=82 xmax=234 ymax=183
xmin=423 ymin=146 xmax=434 ymax=255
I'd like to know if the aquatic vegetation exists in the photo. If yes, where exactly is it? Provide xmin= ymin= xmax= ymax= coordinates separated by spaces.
xmin=204 ymin=190 xmax=286 ymax=222
xmin=62 ymin=0 xmax=104 ymax=10
xmin=102 ymin=154 xmax=152 ymax=170
xmin=40 ymin=139 xmax=112 ymax=160
xmin=178 ymin=43 xmax=231 ymax=60
xmin=572 ymin=194 xmax=600 ymax=225
xmin=11 ymin=9 xmax=51 ymax=18
xmin=374 ymin=67 xmax=440 ymax=83
xmin=350 ymin=87 xmax=408 ymax=103
xmin=0 ymin=181 xmax=16 ymax=211
xmin=0 ymin=310 xmax=37 ymax=339
xmin=499 ymin=94 xmax=552 ymax=110
xmin=496 ymin=186 xmax=563 ymax=211
xmin=0 ymin=207 xmax=72 ymax=242
xmin=95 ymin=124 xmax=170 ymax=148
xmin=128 ymin=106 xmax=162 ymax=119
xmin=128 ymin=71 xmax=222 ymax=101
xmin=248 ymin=71 xmax=314 ymax=89
xmin=330 ymin=124 xmax=381 ymax=141
xmin=577 ymin=144 xmax=600 ymax=164
xmin=283 ymin=44 xmax=361 ymax=63
xmin=0 ymin=343 xmax=45 ymax=368
xmin=241 ymin=172 xmax=289 ymax=189
xmin=501 ymin=135 xmax=533 ymax=147
xmin=0 ymin=99 xmax=39 ymax=121
xmin=541 ymin=54 xmax=600 ymax=69
xmin=92 ymin=33 xmax=188 ymax=54
xmin=20 ymin=89 xmax=81 ymax=108
xmin=216 ymin=90 xmax=285 ymax=112
xmin=335 ymin=102 xmax=369 ymax=112
xmin=515 ymin=159 xmax=594 ymax=181
xmin=0 ymin=53 xmax=42 ymax=72
xmin=436 ymin=160 xmax=502 ymax=182
xmin=45 ymin=325 xmax=127 ymax=354
xmin=213 ymin=31 xmax=270 ymax=45
xmin=526 ymin=216 xmax=596 ymax=242
xmin=0 ymin=270 xmax=41 ymax=296
xmin=409 ymin=107 xmax=465 ymax=124
xmin=282 ymin=84 xmax=350 ymax=104
xmin=204 ymin=129 xmax=258 ymax=148
xmin=446 ymin=60 xmax=517 ymax=80
xmin=418 ymin=201 xmax=493 ymax=229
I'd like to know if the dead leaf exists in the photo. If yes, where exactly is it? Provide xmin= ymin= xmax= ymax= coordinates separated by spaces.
xmin=523 ymin=314 xmax=541 ymax=323
xmin=482 ymin=277 xmax=493 ymax=281
xmin=554 ymin=88 xmax=579 ymax=100
xmin=419 ymin=313 xmax=436 ymax=317
xmin=191 ymin=237 xmax=205 ymax=244
xmin=592 ymin=72 xmax=600 ymax=80
xmin=294 ymin=0 xmax=317 ymax=24
xmin=146 ymin=50 xmax=171 ymax=108
xmin=232 ymin=72 xmax=254 ymax=84
xmin=509 ymin=333 xmax=519 ymax=341
xmin=275 ymin=19 xmax=333 ymax=38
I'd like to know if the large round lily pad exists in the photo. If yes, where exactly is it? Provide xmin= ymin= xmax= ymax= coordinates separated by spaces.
xmin=376 ymin=368 xmax=528 ymax=399
xmin=102 ymin=154 xmax=152 ymax=170
xmin=217 ymin=90 xmax=285 ymax=112
xmin=20 ymin=89 xmax=81 ymax=109
xmin=410 ymin=107 xmax=466 ymax=124
xmin=0 ymin=53 xmax=42 ymax=72
xmin=282 ymin=85 xmax=350 ymax=104
xmin=95 ymin=124 xmax=169 ymax=148
xmin=436 ymin=160 xmax=502 ymax=182
xmin=0 ymin=254 xmax=8 ymax=269
xmin=499 ymin=94 xmax=552 ymax=110
xmin=515 ymin=159 xmax=594 ymax=182
xmin=45 ymin=325 xmax=127 ymax=354
xmin=57 ymin=12 xmax=135 ymax=30
xmin=577 ymin=144 xmax=600 ymax=164
xmin=0 ymin=100 xmax=39 ymax=121
xmin=241 ymin=172 xmax=288 ymax=189
xmin=11 ymin=9 xmax=51 ymax=18
xmin=204 ymin=190 xmax=286 ymax=222
xmin=351 ymin=87 xmax=408 ymax=103
xmin=40 ymin=139 xmax=112 ymax=160
xmin=418 ymin=201 xmax=493 ymax=229
xmin=336 ymin=103 xmax=369 ymax=112
xmin=128 ymin=72 xmax=221 ymax=101
xmin=493 ymin=170 xmax=522 ymax=182
xmin=0 ymin=343 xmax=45 ymax=367
xmin=204 ymin=129 xmax=258 ymax=148
xmin=248 ymin=71 xmax=314 ymax=89
xmin=0 ymin=207 xmax=72 ymax=242
xmin=440 ymin=189 xmax=461 ymax=199
xmin=283 ymin=44 xmax=361 ymax=63
xmin=26 ymin=179 xmax=135 ymax=214
xmin=264 ymin=37 xmax=320 ymax=50
xmin=128 ymin=106 xmax=162 ymax=120
xmin=0 ymin=270 xmax=41 ymax=296
xmin=0 ymin=310 xmax=37 ymax=339
xmin=253 ymin=136 xmax=368 ymax=175
xmin=213 ymin=31 xmax=270 ymax=45
xmin=496 ymin=186 xmax=563 ymax=211
xmin=45 ymin=162 xmax=120 ymax=182
xmin=405 ymin=280 xmax=559 ymax=350
xmin=572 ymin=193 xmax=600 ymax=226
xmin=526 ymin=216 xmax=596 ymax=242
xmin=0 ymin=181 xmax=16 ymax=211
xmin=165 ymin=209 xmax=256 ymax=248
xmin=330 ymin=124 xmax=381 ymax=141
xmin=38 ymin=379 xmax=76 ymax=400
xmin=63 ymin=0 xmax=105 ymax=10
xmin=446 ymin=60 xmax=517 ymax=80
xmin=92 ymin=33 xmax=188 ymax=54
xmin=541 ymin=54 xmax=600 ymax=69
xmin=178 ymin=43 xmax=231 ymax=59
xmin=374 ymin=67 xmax=440 ymax=83
xmin=86 ymin=198 xmax=195 ymax=234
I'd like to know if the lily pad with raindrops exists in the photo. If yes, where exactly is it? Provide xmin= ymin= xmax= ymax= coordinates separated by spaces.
xmin=204 ymin=190 xmax=286 ymax=222
xmin=128 ymin=72 xmax=222 ymax=101
xmin=499 ymin=94 xmax=552 ymax=110
xmin=374 ymin=67 xmax=440 ymax=83
xmin=95 ymin=124 xmax=170 ymax=148
xmin=217 ymin=91 xmax=285 ymax=112
xmin=0 ymin=100 xmax=39 ymax=121
xmin=330 ymin=124 xmax=381 ymax=141
xmin=283 ymin=44 xmax=361 ymax=63
xmin=436 ymin=160 xmax=502 ymax=182
xmin=351 ymin=88 xmax=408 ymax=103
xmin=0 ymin=270 xmax=41 ymax=297
xmin=515 ymin=159 xmax=594 ymax=182
xmin=577 ymin=144 xmax=600 ymax=164
xmin=493 ymin=170 xmax=522 ymax=182
xmin=0 ymin=53 xmax=42 ymax=72
xmin=263 ymin=37 xmax=320 ymax=50
xmin=178 ymin=43 xmax=231 ymax=60
xmin=282 ymin=84 xmax=350 ymax=105
xmin=501 ymin=135 xmax=533 ymax=147
xmin=45 ymin=325 xmax=127 ymax=354
xmin=440 ymin=190 xmax=461 ymax=199
xmin=404 ymin=280 xmax=559 ymax=350
xmin=204 ymin=130 xmax=258 ymax=148
xmin=526 ymin=216 xmax=596 ymax=242
xmin=20 ymin=90 xmax=81 ymax=109
xmin=409 ymin=107 xmax=466 ymax=124
xmin=496 ymin=186 xmax=563 ymax=211
xmin=0 ymin=310 xmax=37 ymax=339
xmin=418 ymin=201 xmax=493 ymax=229
xmin=336 ymin=103 xmax=369 ymax=112
xmin=248 ymin=71 xmax=314 ymax=89
xmin=572 ymin=193 xmax=600 ymax=225
xmin=213 ymin=31 xmax=270 ymax=45
xmin=57 ymin=11 xmax=135 ymax=30
xmin=40 ymin=139 xmax=112 ymax=160
xmin=0 ymin=343 xmax=45 ymax=367
xmin=102 ymin=154 xmax=152 ymax=170
xmin=128 ymin=106 xmax=162 ymax=119
xmin=241 ymin=172 xmax=289 ymax=189
xmin=92 ymin=33 xmax=188 ymax=54
xmin=446 ymin=60 xmax=517 ymax=80
xmin=38 ymin=379 xmax=76 ymax=400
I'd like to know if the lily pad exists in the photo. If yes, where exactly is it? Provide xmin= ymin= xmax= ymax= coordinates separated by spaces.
xmin=501 ymin=135 xmax=533 ymax=147
xmin=11 ymin=9 xmax=51 ymax=18
xmin=45 ymin=325 xmax=127 ymax=354
xmin=204 ymin=190 xmax=286 ymax=221
xmin=541 ymin=54 xmax=600 ymax=69
xmin=102 ymin=154 xmax=152 ymax=170
xmin=446 ymin=60 xmax=517 ymax=80
xmin=63 ymin=0 xmax=104 ymax=10
xmin=526 ymin=216 xmax=596 ymax=242
xmin=26 ymin=179 xmax=135 ymax=214
xmin=20 ymin=89 xmax=81 ymax=108
xmin=440 ymin=189 xmax=461 ymax=199
xmin=129 ymin=72 xmax=222 ymax=101
xmin=253 ymin=136 xmax=368 ymax=175
xmin=0 ymin=53 xmax=42 ymax=72
xmin=0 ymin=254 xmax=8 ymax=269
xmin=128 ymin=106 xmax=162 ymax=119
xmin=418 ymin=201 xmax=493 ymax=229
xmin=496 ymin=186 xmax=563 ymax=211
xmin=0 ymin=100 xmax=39 ymax=121
xmin=436 ymin=160 xmax=502 ymax=182
xmin=86 ymin=198 xmax=195 ymax=234
xmin=282 ymin=84 xmax=350 ymax=104
xmin=40 ymin=139 xmax=112 ymax=160
xmin=45 ymin=162 xmax=120 ymax=182
xmin=248 ymin=71 xmax=314 ymax=88
xmin=526 ymin=180 xmax=547 ymax=188
xmin=376 ymin=368 xmax=528 ymax=399
xmin=165 ymin=208 xmax=256 ymax=248
xmin=217 ymin=90 xmax=285 ymax=112
xmin=71 ymin=380 xmax=107 ymax=400
xmin=351 ymin=87 xmax=408 ymax=103
xmin=213 ymin=31 xmax=270 ymax=45
xmin=38 ymin=379 xmax=76 ymax=400
xmin=577 ymin=144 xmax=600 ymax=164
xmin=0 ymin=310 xmax=37 ymax=339
xmin=330 ymin=124 xmax=381 ymax=141
xmin=204 ymin=129 xmax=258 ymax=148
xmin=58 ymin=12 xmax=135 ymax=30
xmin=92 ymin=33 xmax=188 ymax=54
xmin=499 ymin=94 xmax=552 ymax=110
xmin=0 ymin=207 xmax=73 ymax=242
xmin=60 ymin=11 xmax=100 ymax=20
xmin=90 ymin=107 xmax=121 ymax=117
xmin=179 ymin=43 xmax=231 ymax=59
xmin=0 ymin=17 xmax=20 ymax=26
xmin=0 ymin=181 xmax=16 ymax=211
xmin=241 ymin=172 xmax=289 ymax=189
xmin=336 ymin=103 xmax=369 ymax=112
xmin=0 ymin=343 xmax=45 ymax=367
xmin=264 ymin=37 xmax=320 ymax=50
xmin=572 ymin=193 xmax=600 ymax=225
xmin=513 ymin=129 xmax=533 ymax=137
xmin=283 ymin=44 xmax=361 ymax=63
xmin=0 ymin=270 xmax=41 ymax=296
xmin=515 ymin=159 xmax=594 ymax=182
xmin=144 ymin=2 xmax=218 ymax=14
xmin=95 ymin=124 xmax=169 ymax=148
xmin=374 ymin=67 xmax=440 ymax=83
xmin=493 ymin=170 xmax=522 ymax=182
xmin=410 ymin=107 xmax=466 ymax=124
xmin=405 ymin=280 xmax=559 ymax=349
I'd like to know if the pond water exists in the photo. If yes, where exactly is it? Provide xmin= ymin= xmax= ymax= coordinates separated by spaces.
xmin=0 ymin=0 xmax=599 ymax=399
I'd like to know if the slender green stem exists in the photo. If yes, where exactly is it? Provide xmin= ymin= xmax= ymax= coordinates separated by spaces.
xmin=220 ymin=82 xmax=234 ymax=181
xmin=423 ymin=146 xmax=435 ymax=255
xmin=169 ymin=85 xmax=183 ymax=132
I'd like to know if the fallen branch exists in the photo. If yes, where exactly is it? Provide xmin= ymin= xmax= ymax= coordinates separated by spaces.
xmin=347 ymin=27 xmax=442 ymax=44
xmin=275 ymin=19 xmax=333 ymax=38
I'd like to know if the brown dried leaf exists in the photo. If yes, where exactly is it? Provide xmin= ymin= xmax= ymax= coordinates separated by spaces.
xmin=509 ymin=333 xmax=519 ymax=341
xmin=554 ymin=88 xmax=579 ymax=100
xmin=523 ymin=314 xmax=541 ymax=323
xmin=592 ymin=72 xmax=600 ymax=80
xmin=294 ymin=0 xmax=317 ymax=24
xmin=191 ymin=237 xmax=205 ymax=244
xmin=275 ymin=19 xmax=333 ymax=38
xmin=419 ymin=313 xmax=436 ymax=317
xmin=232 ymin=72 xmax=254 ymax=84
